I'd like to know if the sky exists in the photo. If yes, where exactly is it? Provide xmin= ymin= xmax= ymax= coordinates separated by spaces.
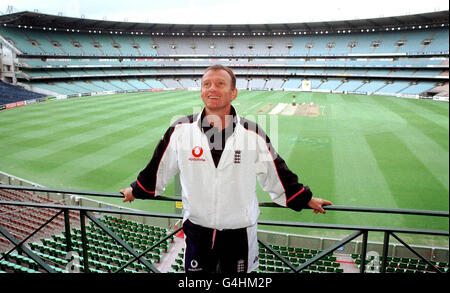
xmin=0 ymin=0 xmax=449 ymax=24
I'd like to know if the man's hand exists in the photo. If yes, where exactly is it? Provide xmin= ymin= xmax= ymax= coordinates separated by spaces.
xmin=120 ymin=187 xmax=135 ymax=203
xmin=308 ymin=198 xmax=333 ymax=214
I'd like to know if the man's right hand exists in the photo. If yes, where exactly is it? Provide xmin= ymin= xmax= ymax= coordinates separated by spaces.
xmin=120 ymin=187 xmax=135 ymax=203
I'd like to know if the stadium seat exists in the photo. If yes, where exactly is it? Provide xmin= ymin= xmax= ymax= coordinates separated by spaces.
xmin=0 ymin=81 xmax=45 ymax=105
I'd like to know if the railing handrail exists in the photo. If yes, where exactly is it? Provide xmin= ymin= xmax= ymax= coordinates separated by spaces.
xmin=0 ymin=199 xmax=447 ymax=237
xmin=1 ymin=184 xmax=448 ymax=217
xmin=1 ymin=184 xmax=449 ymax=274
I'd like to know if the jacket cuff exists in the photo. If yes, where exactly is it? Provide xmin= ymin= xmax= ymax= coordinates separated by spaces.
xmin=130 ymin=180 xmax=156 ymax=200
xmin=286 ymin=186 xmax=313 ymax=212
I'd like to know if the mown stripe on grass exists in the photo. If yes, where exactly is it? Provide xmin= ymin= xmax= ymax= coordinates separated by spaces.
xmin=17 ymin=103 xmax=198 ymax=171
xmin=391 ymin=98 xmax=449 ymax=130
xmin=327 ymin=95 xmax=397 ymax=205
xmin=6 ymin=92 xmax=198 ymax=161
xmin=1 ymin=93 xmax=202 ymax=191
xmin=1 ymin=92 xmax=185 ymax=136
xmin=401 ymin=98 xmax=449 ymax=117
xmin=395 ymin=126 xmax=449 ymax=191
xmin=365 ymin=131 xmax=448 ymax=212
xmin=2 ymin=90 xmax=197 ymax=128
xmin=37 ymin=113 xmax=173 ymax=186
xmin=67 ymin=145 xmax=155 ymax=192
xmin=323 ymin=94 xmax=404 ymax=227
xmin=371 ymin=96 xmax=448 ymax=150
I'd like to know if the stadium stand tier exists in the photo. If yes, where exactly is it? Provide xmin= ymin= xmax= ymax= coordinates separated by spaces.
xmin=0 ymin=80 xmax=45 ymax=105
xmin=0 ymin=10 xmax=448 ymax=102
xmin=0 ymin=185 xmax=80 ymax=253
xmin=0 ymin=184 xmax=177 ymax=273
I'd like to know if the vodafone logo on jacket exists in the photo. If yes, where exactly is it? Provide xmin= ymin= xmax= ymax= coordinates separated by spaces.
xmin=192 ymin=146 xmax=203 ymax=158
xmin=189 ymin=146 xmax=206 ymax=162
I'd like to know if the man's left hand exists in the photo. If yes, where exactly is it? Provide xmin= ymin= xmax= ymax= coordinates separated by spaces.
xmin=308 ymin=198 xmax=333 ymax=214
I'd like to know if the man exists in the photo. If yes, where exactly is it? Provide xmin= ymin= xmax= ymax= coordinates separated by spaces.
xmin=120 ymin=65 xmax=332 ymax=273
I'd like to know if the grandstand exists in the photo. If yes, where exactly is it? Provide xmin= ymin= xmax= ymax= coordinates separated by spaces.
xmin=0 ymin=9 xmax=449 ymax=275
xmin=0 ymin=80 xmax=45 ymax=106
xmin=0 ymin=10 xmax=448 ymax=103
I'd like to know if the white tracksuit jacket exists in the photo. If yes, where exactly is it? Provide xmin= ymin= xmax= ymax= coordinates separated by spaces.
xmin=130 ymin=108 xmax=312 ymax=230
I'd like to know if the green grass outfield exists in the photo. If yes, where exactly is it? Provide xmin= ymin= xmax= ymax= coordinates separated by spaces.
xmin=0 ymin=90 xmax=448 ymax=246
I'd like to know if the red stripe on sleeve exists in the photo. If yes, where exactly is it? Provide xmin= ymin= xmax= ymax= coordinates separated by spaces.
xmin=136 ymin=179 xmax=155 ymax=195
xmin=286 ymin=187 xmax=305 ymax=204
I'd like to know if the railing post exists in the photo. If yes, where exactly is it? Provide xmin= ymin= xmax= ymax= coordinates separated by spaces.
xmin=64 ymin=209 xmax=72 ymax=252
xmin=359 ymin=230 xmax=368 ymax=273
xmin=79 ymin=210 xmax=90 ymax=273
xmin=381 ymin=231 xmax=390 ymax=273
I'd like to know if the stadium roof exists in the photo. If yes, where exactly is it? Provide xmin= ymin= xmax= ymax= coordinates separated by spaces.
xmin=0 ymin=10 xmax=448 ymax=35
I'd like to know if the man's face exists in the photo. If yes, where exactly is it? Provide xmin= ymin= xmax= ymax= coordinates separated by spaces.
xmin=201 ymin=69 xmax=237 ymax=113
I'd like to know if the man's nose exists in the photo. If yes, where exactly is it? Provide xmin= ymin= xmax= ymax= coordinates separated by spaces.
xmin=209 ymin=83 xmax=219 ymax=91
xmin=206 ymin=86 xmax=220 ymax=96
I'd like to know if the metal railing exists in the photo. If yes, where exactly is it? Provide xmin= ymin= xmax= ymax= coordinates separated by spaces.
xmin=0 ymin=184 xmax=448 ymax=273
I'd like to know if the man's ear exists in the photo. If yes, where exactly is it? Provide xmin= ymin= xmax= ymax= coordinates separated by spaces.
xmin=231 ymin=88 xmax=238 ymax=101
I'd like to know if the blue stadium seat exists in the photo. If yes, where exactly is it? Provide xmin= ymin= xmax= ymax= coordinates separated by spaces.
xmin=0 ymin=81 xmax=46 ymax=105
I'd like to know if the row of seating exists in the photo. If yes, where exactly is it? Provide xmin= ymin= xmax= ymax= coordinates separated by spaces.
xmin=51 ymin=235 xmax=136 ymax=261
xmin=257 ymin=244 xmax=343 ymax=273
xmin=22 ymin=76 xmax=441 ymax=97
xmin=103 ymin=215 xmax=168 ymax=233
xmin=37 ymin=245 xmax=136 ymax=273
xmin=101 ymin=216 xmax=169 ymax=236
xmin=0 ymin=258 xmax=41 ymax=273
xmin=0 ymin=186 xmax=178 ymax=273
xmin=20 ymin=56 xmax=447 ymax=68
xmin=0 ymin=187 xmax=79 ymax=222
xmin=22 ymin=67 xmax=446 ymax=79
xmin=91 ymin=221 xmax=172 ymax=252
xmin=168 ymin=244 xmax=344 ymax=273
xmin=1 ymin=250 xmax=71 ymax=273
xmin=351 ymin=253 xmax=449 ymax=273
xmin=24 ymin=225 xmax=165 ymax=273
xmin=0 ymin=209 xmax=179 ymax=273
xmin=2 ymin=26 xmax=448 ymax=56
xmin=0 ymin=81 xmax=45 ymax=105
xmin=0 ymin=187 xmax=79 ymax=252
xmin=30 ymin=240 xmax=148 ymax=273
xmin=68 ymin=226 xmax=165 ymax=261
